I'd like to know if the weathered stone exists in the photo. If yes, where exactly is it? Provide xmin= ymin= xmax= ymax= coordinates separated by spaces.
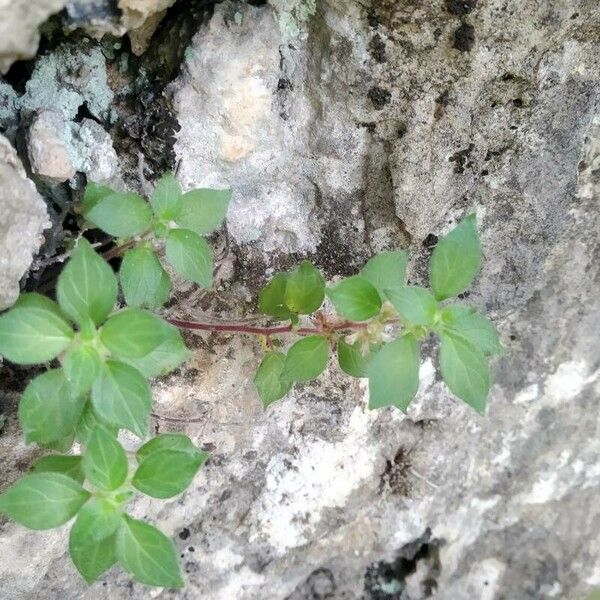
xmin=71 ymin=118 xmax=119 ymax=183
xmin=0 ymin=136 xmax=50 ymax=309
xmin=1 ymin=1 xmax=600 ymax=599
xmin=0 ymin=0 xmax=68 ymax=74
xmin=20 ymin=43 xmax=114 ymax=122
xmin=27 ymin=111 xmax=119 ymax=183
xmin=27 ymin=109 xmax=77 ymax=182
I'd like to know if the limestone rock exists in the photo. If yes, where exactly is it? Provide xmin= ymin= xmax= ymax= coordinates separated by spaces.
xmin=1 ymin=1 xmax=600 ymax=599
xmin=0 ymin=0 xmax=68 ymax=74
xmin=71 ymin=118 xmax=119 ymax=183
xmin=27 ymin=109 xmax=77 ymax=182
xmin=0 ymin=136 xmax=50 ymax=309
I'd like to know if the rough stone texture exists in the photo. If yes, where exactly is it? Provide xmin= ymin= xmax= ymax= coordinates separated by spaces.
xmin=27 ymin=110 xmax=119 ymax=183
xmin=1 ymin=1 xmax=600 ymax=599
xmin=0 ymin=135 xmax=50 ymax=309
xmin=17 ymin=44 xmax=120 ymax=184
xmin=27 ymin=109 xmax=78 ymax=182
xmin=0 ymin=0 xmax=68 ymax=73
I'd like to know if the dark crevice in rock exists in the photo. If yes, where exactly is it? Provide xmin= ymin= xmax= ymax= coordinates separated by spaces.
xmin=453 ymin=22 xmax=475 ymax=52
xmin=111 ymin=0 xmax=223 ymax=182
xmin=364 ymin=530 xmax=443 ymax=599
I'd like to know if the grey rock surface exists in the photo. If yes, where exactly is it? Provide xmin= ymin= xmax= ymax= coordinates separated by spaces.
xmin=0 ymin=0 xmax=68 ymax=73
xmin=1 ymin=1 xmax=600 ymax=599
xmin=0 ymin=136 xmax=50 ymax=309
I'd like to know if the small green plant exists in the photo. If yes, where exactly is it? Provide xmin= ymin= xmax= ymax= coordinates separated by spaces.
xmin=0 ymin=173 xmax=501 ymax=588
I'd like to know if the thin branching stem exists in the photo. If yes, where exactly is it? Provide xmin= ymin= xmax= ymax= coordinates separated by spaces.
xmin=167 ymin=318 xmax=396 ymax=337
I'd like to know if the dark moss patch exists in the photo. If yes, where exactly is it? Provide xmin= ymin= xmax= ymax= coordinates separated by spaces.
xmin=453 ymin=22 xmax=475 ymax=52
xmin=445 ymin=0 xmax=477 ymax=16
xmin=368 ymin=86 xmax=392 ymax=109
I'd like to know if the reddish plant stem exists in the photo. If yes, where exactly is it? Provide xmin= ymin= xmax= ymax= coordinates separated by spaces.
xmin=102 ymin=239 xmax=137 ymax=260
xmin=167 ymin=318 xmax=371 ymax=337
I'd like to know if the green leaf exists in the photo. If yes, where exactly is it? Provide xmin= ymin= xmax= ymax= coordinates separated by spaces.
xmin=33 ymin=455 xmax=84 ymax=483
xmin=282 ymin=335 xmax=329 ymax=382
xmin=82 ymin=182 xmax=115 ymax=214
xmin=360 ymin=250 xmax=408 ymax=297
xmin=442 ymin=305 xmax=503 ymax=356
xmin=0 ymin=473 xmax=90 ymax=529
xmin=119 ymin=247 xmax=171 ymax=309
xmin=0 ymin=293 xmax=73 ymax=364
xmin=42 ymin=432 xmax=76 ymax=453
xmin=284 ymin=261 xmax=325 ymax=315
xmin=57 ymin=239 xmax=118 ymax=326
xmin=165 ymin=228 xmax=213 ymax=288
xmin=133 ymin=446 xmax=207 ymax=499
xmin=385 ymin=286 xmax=438 ymax=326
xmin=19 ymin=369 xmax=87 ymax=445
xmin=70 ymin=530 xmax=117 ymax=584
xmin=259 ymin=273 xmax=292 ymax=320
xmin=91 ymin=361 xmax=151 ymax=437
xmin=367 ymin=335 xmax=420 ymax=411
xmin=69 ymin=498 xmax=120 ymax=583
xmin=83 ymin=427 xmax=128 ymax=490
xmin=254 ymin=351 xmax=292 ymax=406
xmin=175 ymin=188 xmax=231 ymax=235
xmin=136 ymin=433 xmax=200 ymax=462
xmin=71 ymin=497 xmax=122 ymax=546
xmin=101 ymin=309 xmax=172 ymax=359
xmin=326 ymin=276 xmax=382 ymax=321
xmin=430 ymin=214 xmax=482 ymax=300
xmin=76 ymin=403 xmax=118 ymax=446
xmin=63 ymin=343 xmax=102 ymax=395
xmin=439 ymin=331 xmax=490 ymax=414
xmin=120 ymin=323 xmax=189 ymax=378
xmin=150 ymin=172 xmax=182 ymax=220
xmin=116 ymin=515 xmax=183 ymax=588
xmin=85 ymin=192 xmax=153 ymax=238
xmin=337 ymin=339 xmax=377 ymax=378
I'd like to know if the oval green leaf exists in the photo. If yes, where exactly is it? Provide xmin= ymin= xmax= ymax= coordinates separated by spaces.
xmin=0 ymin=293 xmax=73 ymax=364
xmin=133 ymin=447 xmax=207 ymax=499
xmin=76 ymin=403 xmax=119 ymax=446
xmin=82 ymin=182 xmax=115 ymax=214
xmin=441 ymin=305 xmax=503 ymax=356
xmin=284 ymin=261 xmax=325 ymax=315
xmin=116 ymin=515 xmax=183 ymax=588
xmin=70 ymin=529 xmax=117 ymax=584
xmin=337 ymin=339 xmax=375 ymax=378
xmin=101 ymin=309 xmax=172 ymax=359
xmin=83 ymin=426 xmax=128 ymax=491
xmin=0 ymin=473 xmax=90 ymax=530
xmin=91 ymin=361 xmax=151 ymax=438
xmin=119 ymin=322 xmax=189 ymax=378
xmin=136 ymin=433 xmax=201 ymax=462
xmin=165 ymin=228 xmax=213 ymax=288
xmin=63 ymin=343 xmax=102 ymax=395
xmin=175 ymin=188 xmax=231 ymax=235
xmin=119 ymin=246 xmax=171 ymax=309
xmin=282 ymin=335 xmax=329 ymax=382
xmin=254 ymin=351 xmax=292 ymax=406
xmin=57 ymin=239 xmax=118 ymax=326
xmin=259 ymin=273 xmax=292 ymax=320
xmin=33 ymin=455 xmax=84 ymax=483
xmin=326 ymin=276 xmax=382 ymax=321
xmin=360 ymin=250 xmax=408 ymax=297
xmin=385 ymin=286 xmax=438 ymax=326
xmin=430 ymin=214 xmax=482 ymax=300
xmin=86 ymin=192 xmax=153 ymax=238
xmin=367 ymin=335 xmax=420 ymax=411
xmin=439 ymin=331 xmax=490 ymax=414
xmin=19 ymin=369 xmax=87 ymax=445
xmin=150 ymin=172 xmax=182 ymax=220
